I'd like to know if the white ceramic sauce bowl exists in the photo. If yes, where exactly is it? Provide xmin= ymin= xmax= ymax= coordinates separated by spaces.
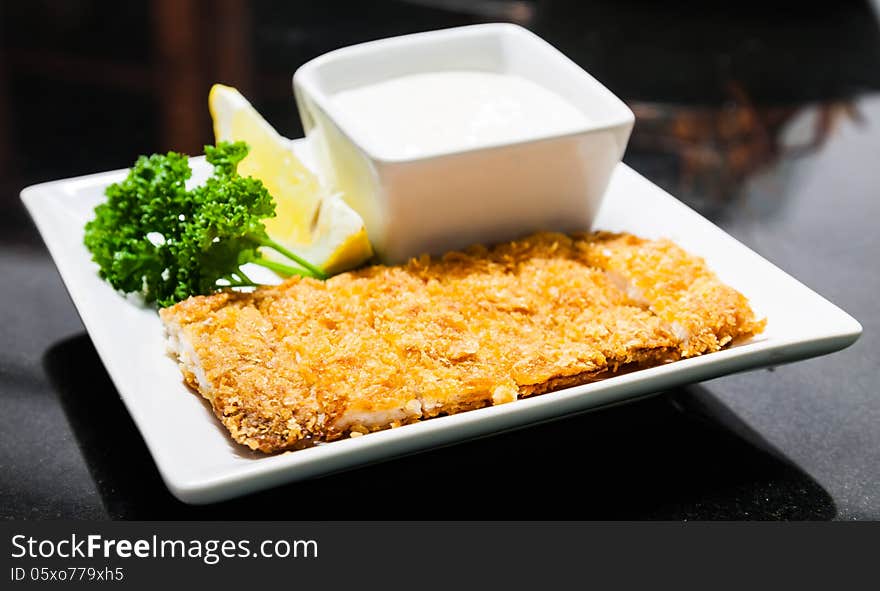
xmin=293 ymin=23 xmax=634 ymax=264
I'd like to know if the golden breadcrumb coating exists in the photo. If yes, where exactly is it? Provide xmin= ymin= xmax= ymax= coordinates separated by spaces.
xmin=159 ymin=232 xmax=765 ymax=453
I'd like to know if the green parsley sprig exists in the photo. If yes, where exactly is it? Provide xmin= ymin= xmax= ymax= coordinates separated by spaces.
xmin=84 ymin=141 xmax=325 ymax=307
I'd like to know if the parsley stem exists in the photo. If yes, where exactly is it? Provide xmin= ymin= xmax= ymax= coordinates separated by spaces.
xmin=235 ymin=266 xmax=254 ymax=284
xmin=251 ymin=257 xmax=317 ymax=278
xmin=249 ymin=234 xmax=327 ymax=279
xmin=220 ymin=273 xmax=258 ymax=288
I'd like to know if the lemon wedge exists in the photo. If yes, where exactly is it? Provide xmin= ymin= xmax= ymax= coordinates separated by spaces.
xmin=208 ymin=84 xmax=372 ymax=275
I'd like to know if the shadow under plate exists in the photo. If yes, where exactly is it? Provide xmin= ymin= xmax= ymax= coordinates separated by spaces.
xmin=43 ymin=334 xmax=835 ymax=520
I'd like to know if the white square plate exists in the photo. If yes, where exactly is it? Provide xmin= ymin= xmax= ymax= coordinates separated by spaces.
xmin=21 ymin=139 xmax=862 ymax=504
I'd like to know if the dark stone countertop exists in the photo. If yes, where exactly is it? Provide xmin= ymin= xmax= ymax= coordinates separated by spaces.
xmin=0 ymin=0 xmax=877 ymax=519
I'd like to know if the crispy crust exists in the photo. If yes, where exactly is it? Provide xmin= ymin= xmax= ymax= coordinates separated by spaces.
xmin=159 ymin=232 xmax=765 ymax=453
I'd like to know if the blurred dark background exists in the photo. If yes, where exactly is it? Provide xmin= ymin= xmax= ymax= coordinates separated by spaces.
xmin=1 ymin=0 xmax=878 ymax=519
xmin=3 ymin=0 xmax=880 ymax=212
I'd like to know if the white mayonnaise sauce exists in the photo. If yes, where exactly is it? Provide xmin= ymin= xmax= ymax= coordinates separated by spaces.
xmin=330 ymin=71 xmax=591 ymax=159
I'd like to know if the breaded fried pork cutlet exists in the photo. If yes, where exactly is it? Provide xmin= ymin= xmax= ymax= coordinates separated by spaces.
xmin=160 ymin=232 xmax=765 ymax=453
